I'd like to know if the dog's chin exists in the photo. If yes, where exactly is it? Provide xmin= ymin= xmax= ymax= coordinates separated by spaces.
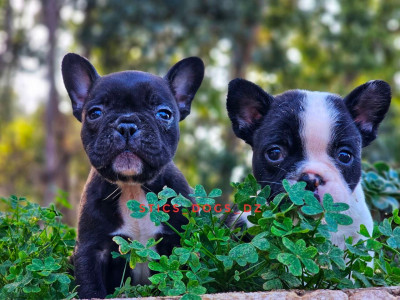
xmin=112 ymin=152 xmax=143 ymax=177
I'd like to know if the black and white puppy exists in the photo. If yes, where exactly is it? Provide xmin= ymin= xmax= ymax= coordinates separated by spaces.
xmin=227 ymin=78 xmax=391 ymax=248
xmin=62 ymin=53 xmax=204 ymax=298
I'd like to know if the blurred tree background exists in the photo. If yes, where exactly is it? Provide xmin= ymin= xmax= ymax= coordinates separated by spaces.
xmin=0 ymin=0 xmax=400 ymax=225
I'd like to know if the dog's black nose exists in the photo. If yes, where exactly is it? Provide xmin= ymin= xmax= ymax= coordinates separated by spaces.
xmin=299 ymin=173 xmax=324 ymax=192
xmin=116 ymin=123 xmax=138 ymax=138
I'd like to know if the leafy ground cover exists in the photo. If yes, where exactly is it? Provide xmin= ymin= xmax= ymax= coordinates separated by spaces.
xmin=0 ymin=162 xmax=399 ymax=299
xmin=0 ymin=196 xmax=76 ymax=299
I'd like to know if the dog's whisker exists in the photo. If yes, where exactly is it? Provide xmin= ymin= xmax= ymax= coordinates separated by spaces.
xmin=275 ymin=166 xmax=290 ymax=173
xmin=103 ymin=187 xmax=121 ymax=201
xmin=257 ymin=180 xmax=285 ymax=185
xmin=142 ymin=185 xmax=155 ymax=194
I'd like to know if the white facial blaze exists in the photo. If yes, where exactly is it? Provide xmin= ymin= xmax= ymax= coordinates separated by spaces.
xmin=300 ymin=90 xmax=349 ymax=201
xmin=301 ymin=91 xmax=335 ymax=161
xmin=300 ymin=91 xmax=373 ymax=249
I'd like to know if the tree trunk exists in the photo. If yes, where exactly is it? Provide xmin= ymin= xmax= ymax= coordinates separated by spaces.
xmin=219 ymin=25 xmax=259 ymax=202
xmin=81 ymin=0 xmax=96 ymax=58
xmin=0 ymin=0 xmax=14 ymax=124
xmin=42 ymin=0 xmax=73 ymax=224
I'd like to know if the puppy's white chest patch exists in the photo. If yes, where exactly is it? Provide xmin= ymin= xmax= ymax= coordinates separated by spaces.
xmin=111 ymin=184 xmax=161 ymax=284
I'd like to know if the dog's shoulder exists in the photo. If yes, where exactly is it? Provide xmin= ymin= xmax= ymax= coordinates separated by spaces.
xmin=77 ymin=169 xmax=123 ymax=240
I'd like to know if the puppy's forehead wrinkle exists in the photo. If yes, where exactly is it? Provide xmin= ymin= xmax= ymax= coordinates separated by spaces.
xmin=88 ymin=76 xmax=175 ymax=109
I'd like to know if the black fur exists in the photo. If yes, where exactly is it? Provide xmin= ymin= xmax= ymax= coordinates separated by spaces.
xmin=62 ymin=53 xmax=204 ymax=298
xmin=74 ymin=165 xmax=191 ymax=297
xmin=344 ymin=80 xmax=391 ymax=147
xmin=226 ymin=78 xmax=273 ymax=145
xmin=227 ymin=78 xmax=391 ymax=198
xmin=251 ymin=90 xmax=306 ymax=196
xmin=328 ymin=95 xmax=362 ymax=192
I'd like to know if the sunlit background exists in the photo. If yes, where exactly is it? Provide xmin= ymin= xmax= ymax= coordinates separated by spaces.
xmin=1 ymin=0 xmax=400 ymax=225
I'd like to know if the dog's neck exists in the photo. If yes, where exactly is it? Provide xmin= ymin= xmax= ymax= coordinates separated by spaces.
xmin=329 ymin=183 xmax=373 ymax=249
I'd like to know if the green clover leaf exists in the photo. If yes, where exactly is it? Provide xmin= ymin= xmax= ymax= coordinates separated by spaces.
xmin=263 ymin=278 xmax=283 ymax=290
xmin=216 ymin=255 xmax=234 ymax=269
xmin=283 ymin=179 xmax=306 ymax=205
xmin=379 ymin=219 xmax=393 ymax=236
xmin=388 ymin=227 xmax=400 ymax=249
xmin=112 ymin=236 xmax=131 ymax=254
xmin=149 ymin=273 xmax=167 ymax=285
xmin=126 ymin=200 xmax=149 ymax=219
xmin=301 ymin=192 xmax=323 ymax=215
xmin=171 ymin=194 xmax=193 ymax=207
xmin=186 ymin=280 xmax=207 ymax=295
xmin=26 ymin=259 xmax=44 ymax=272
xmin=277 ymin=253 xmax=302 ymax=276
xmin=251 ymin=232 xmax=270 ymax=250
xmin=44 ymin=257 xmax=61 ymax=271
xmin=280 ymin=237 xmax=319 ymax=274
xmin=323 ymin=194 xmax=350 ymax=212
xmin=158 ymin=187 xmax=177 ymax=200
xmin=191 ymin=185 xmax=207 ymax=197
xmin=229 ymin=244 xmax=258 ymax=266
xmin=174 ymin=248 xmax=191 ymax=264
xmin=271 ymin=217 xmax=293 ymax=236
xmin=150 ymin=210 xmax=170 ymax=226
xmin=322 ymin=194 xmax=352 ymax=231
xmin=208 ymin=188 xmax=222 ymax=198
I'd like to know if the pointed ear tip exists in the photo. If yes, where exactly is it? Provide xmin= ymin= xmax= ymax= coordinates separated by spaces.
xmin=368 ymin=79 xmax=392 ymax=92
xmin=62 ymin=52 xmax=80 ymax=62
xmin=191 ymin=56 xmax=204 ymax=64
xmin=226 ymin=79 xmax=250 ymax=107
xmin=62 ymin=53 xmax=94 ymax=66
xmin=369 ymin=80 xmax=392 ymax=102
xmin=166 ymin=57 xmax=205 ymax=81
xmin=180 ymin=56 xmax=204 ymax=70
xmin=189 ymin=57 xmax=205 ymax=76
xmin=61 ymin=53 xmax=85 ymax=70
xmin=369 ymin=79 xmax=390 ymax=85
xmin=228 ymin=78 xmax=246 ymax=89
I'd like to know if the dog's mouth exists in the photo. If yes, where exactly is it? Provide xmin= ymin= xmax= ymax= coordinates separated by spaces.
xmin=112 ymin=151 xmax=143 ymax=176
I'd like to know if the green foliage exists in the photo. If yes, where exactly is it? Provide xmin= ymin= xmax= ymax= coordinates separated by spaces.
xmin=110 ymin=175 xmax=400 ymax=297
xmin=69 ymin=0 xmax=400 ymax=202
xmin=0 ymin=116 xmax=45 ymax=200
xmin=2 ymin=170 xmax=400 ymax=298
xmin=362 ymin=161 xmax=400 ymax=217
xmin=0 ymin=196 xmax=77 ymax=299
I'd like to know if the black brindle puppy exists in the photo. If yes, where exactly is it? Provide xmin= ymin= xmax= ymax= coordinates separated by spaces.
xmin=61 ymin=53 xmax=204 ymax=298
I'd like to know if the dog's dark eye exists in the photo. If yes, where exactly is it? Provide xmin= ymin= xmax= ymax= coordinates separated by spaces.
xmin=88 ymin=108 xmax=103 ymax=120
xmin=156 ymin=109 xmax=172 ymax=121
xmin=266 ymin=147 xmax=284 ymax=163
xmin=337 ymin=150 xmax=353 ymax=164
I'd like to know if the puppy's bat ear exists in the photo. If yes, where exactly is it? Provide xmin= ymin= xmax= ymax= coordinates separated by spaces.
xmin=61 ymin=53 xmax=100 ymax=122
xmin=344 ymin=80 xmax=391 ymax=147
xmin=226 ymin=78 xmax=273 ymax=145
xmin=164 ymin=57 xmax=204 ymax=121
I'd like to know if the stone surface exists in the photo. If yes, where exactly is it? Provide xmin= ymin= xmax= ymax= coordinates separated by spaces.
xmin=90 ymin=286 xmax=400 ymax=300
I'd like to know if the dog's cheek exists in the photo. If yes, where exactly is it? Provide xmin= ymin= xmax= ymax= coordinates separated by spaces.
xmin=300 ymin=160 xmax=354 ymax=203
xmin=158 ymin=123 xmax=179 ymax=159
xmin=333 ymin=157 xmax=362 ymax=192
xmin=142 ymin=123 xmax=175 ymax=164
xmin=318 ymin=179 xmax=352 ymax=204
